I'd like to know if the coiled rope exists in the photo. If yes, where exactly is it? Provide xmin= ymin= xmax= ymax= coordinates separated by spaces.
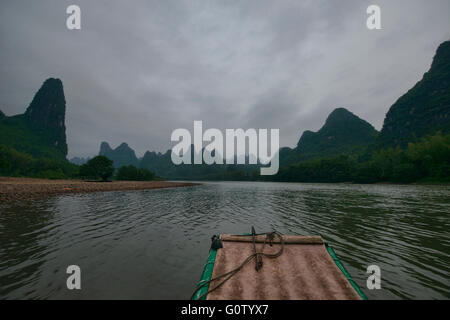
xmin=191 ymin=230 xmax=285 ymax=300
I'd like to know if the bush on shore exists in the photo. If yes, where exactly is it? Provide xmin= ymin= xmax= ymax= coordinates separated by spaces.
xmin=116 ymin=165 xmax=155 ymax=181
xmin=79 ymin=156 xmax=114 ymax=181
xmin=0 ymin=145 xmax=77 ymax=179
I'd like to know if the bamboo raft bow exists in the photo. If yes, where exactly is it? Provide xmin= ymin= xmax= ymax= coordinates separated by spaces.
xmin=191 ymin=227 xmax=284 ymax=300
xmin=192 ymin=227 xmax=367 ymax=300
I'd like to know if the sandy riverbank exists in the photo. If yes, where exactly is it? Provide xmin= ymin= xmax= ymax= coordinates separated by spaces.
xmin=0 ymin=177 xmax=199 ymax=201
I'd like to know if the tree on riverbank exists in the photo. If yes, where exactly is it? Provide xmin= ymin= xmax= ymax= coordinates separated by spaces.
xmin=79 ymin=156 xmax=114 ymax=181
xmin=116 ymin=165 xmax=155 ymax=181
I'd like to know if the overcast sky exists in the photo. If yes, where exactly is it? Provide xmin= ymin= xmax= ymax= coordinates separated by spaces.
xmin=1 ymin=0 xmax=449 ymax=158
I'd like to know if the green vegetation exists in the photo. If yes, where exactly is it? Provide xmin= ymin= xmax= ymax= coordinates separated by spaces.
xmin=24 ymin=78 xmax=68 ymax=156
xmin=79 ymin=156 xmax=114 ymax=181
xmin=0 ymin=145 xmax=78 ymax=179
xmin=376 ymin=41 xmax=450 ymax=148
xmin=0 ymin=78 xmax=73 ymax=179
xmin=0 ymin=78 xmax=68 ymax=159
xmin=281 ymin=108 xmax=378 ymax=166
xmin=116 ymin=165 xmax=155 ymax=181
xmin=0 ymin=114 xmax=67 ymax=160
xmin=271 ymin=132 xmax=450 ymax=184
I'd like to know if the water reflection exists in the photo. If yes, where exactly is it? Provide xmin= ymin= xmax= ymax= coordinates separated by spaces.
xmin=0 ymin=198 xmax=55 ymax=298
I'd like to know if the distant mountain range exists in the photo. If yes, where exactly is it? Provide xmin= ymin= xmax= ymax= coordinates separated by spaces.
xmin=94 ymin=141 xmax=256 ymax=179
xmin=2 ymin=40 xmax=449 ymax=181
xmin=99 ymin=142 xmax=139 ymax=168
xmin=69 ymin=156 xmax=90 ymax=166
xmin=93 ymin=107 xmax=379 ymax=178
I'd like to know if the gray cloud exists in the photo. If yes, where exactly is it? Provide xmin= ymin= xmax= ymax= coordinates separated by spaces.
xmin=0 ymin=0 xmax=449 ymax=157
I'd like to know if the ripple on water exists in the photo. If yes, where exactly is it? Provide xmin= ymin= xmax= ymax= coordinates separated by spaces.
xmin=0 ymin=182 xmax=449 ymax=299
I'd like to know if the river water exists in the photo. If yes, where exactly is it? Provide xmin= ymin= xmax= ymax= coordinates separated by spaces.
xmin=0 ymin=181 xmax=449 ymax=299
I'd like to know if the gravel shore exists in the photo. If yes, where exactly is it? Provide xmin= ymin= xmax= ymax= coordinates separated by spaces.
xmin=0 ymin=177 xmax=199 ymax=201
